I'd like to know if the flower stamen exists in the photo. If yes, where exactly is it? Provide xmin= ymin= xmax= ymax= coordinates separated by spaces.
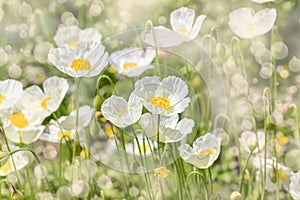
xmin=70 ymin=58 xmax=91 ymax=71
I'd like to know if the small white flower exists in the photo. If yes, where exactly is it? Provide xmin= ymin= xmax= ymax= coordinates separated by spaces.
xmin=48 ymin=41 xmax=108 ymax=77
xmin=17 ymin=76 xmax=69 ymax=123
xmin=144 ymin=7 xmax=206 ymax=47
xmin=228 ymin=7 xmax=277 ymax=39
xmin=250 ymin=0 xmax=275 ymax=3
xmin=110 ymin=47 xmax=155 ymax=77
xmin=54 ymin=25 xmax=102 ymax=48
xmin=0 ymin=79 xmax=23 ymax=111
xmin=289 ymin=170 xmax=300 ymax=200
xmin=133 ymin=76 xmax=190 ymax=116
xmin=39 ymin=105 xmax=93 ymax=143
xmin=125 ymin=134 xmax=157 ymax=156
xmin=101 ymin=94 xmax=143 ymax=128
xmin=178 ymin=133 xmax=221 ymax=169
xmin=0 ymin=151 xmax=29 ymax=176
xmin=253 ymin=157 xmax=292 ymax=192
xmin=139 ymin=113 xmax=194 ymax=143
xmin=239 ymin=130 xmax=265 ymax=153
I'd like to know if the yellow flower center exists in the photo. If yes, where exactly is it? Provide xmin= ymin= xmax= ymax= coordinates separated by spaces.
xmin=80 ymin=148 xmax=89 ymax=159
xmin=0 ymin=161 xmax=11 ymax=174
xmin=108 ymin=66 xmax=117 ymax=73
xmin=174 ymin=28 xmax=188 ymax=35
xmin=117 ymin=108 xmax=127 ymax=120
xmin=0 ymin=93 xmax=6 ymax=104
xmin=139 ymin=144 xmax=150 ymax=153
xmin=197 ymin=149 xmax=215 ymax=156
xmin=122 ymin=62 xmax=138 ymax=70
xmin=154 ymin=166 xmax=170 ymax=178
xmin=245 ymin=23 xmax=254 ymax=31
xmin=278 ymin=168 xmax=288 ymax=182
xmin=70 ymin=41 xmax=78 ymax=48
xmin=10 ymin=112 xmax=29 ymax=128
xmin=150 ymin=96 xmax=170 ymax=109
xmin=70 ymin=58 xmax=91 ymax=71
xmin=41 ymin=96 xmax=52 ymax=109
xmin=276 ymin=132 xmax=288 ymax=145
xmin=57 ymin=131 xmax=72 ymax=139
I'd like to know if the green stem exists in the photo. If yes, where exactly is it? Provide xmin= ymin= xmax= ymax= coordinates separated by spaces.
xmin=185 ymin=171 xmax=209 ymax=200
xmin=239 ymin=151 xmax=253 ymax=194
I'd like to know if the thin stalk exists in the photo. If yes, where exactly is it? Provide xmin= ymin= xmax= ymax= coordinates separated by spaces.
xmin=207 ymin=167 xmax=213 ymax=194
xmin=239 ymin=151 xmax=253 ymax=194
xmin=185 ymin=171 xmax=209 ymax=200
xmin=0 ymin=122 xmax=21 ymax=187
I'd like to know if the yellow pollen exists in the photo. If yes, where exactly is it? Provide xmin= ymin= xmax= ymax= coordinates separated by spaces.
xmin=197 ymin=149 xmax=215 ymax=156
xmin=150 ymin=96 xmax=170 ymax=109
xmin=70 ymin=58 xmax=91 ymax=71
xmin=80 ymin=148 xmax=89 ymax=159
xmin=279 ymin=168 xmax=288 ymax=182
xmin=139 ymin=144 xmax=150 ymax=153
xmin=122 ymin=62 xmax=138 ymax=70
xmin=41 ymin=96 xmax=52 ymax=109
xmin=245 ymin=23 xmax=254 ymax=31
xmin=0 ymin=161 xmax=11 ymax=174
xmin=10 ymin=112 xmax=29 ymax=128
xmin=0 ymin=93 xmax=6 ymax=104
xmin=57 ymin=131 xmax=72 ymax=139
xmin=174 ymin=28 xmax=188 ymax=35
xmin=70 ymin=41 xmax=78 ymax=48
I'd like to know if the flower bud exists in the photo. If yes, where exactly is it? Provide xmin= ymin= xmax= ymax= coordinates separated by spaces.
xmin=11 ymin=190 xmax=24 ymax=200
xmin=93 ymin=95 xmax=104 ymax=111
xmin=230 ymin=191 xmax=241 ymax=200
xmin=246 ymin=137 xmax=258 ymax=152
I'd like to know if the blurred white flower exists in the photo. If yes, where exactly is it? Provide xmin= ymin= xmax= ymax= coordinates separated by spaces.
xmin=228 ymin=7 xmax=277 ymax=39
xmin=144 ymin=7 xmax=206 ymax=47
xmin=239 ymin=130 xmax=265 ymax=153
xmin=125 ymin=134 xmax=157 ymax=156
xmin=253 ymin=157 xmax=292 ymax=192
xmin=40 ymin=105 xmax=93 ymax=143
xmin=48 ymin=41 xmax=108 ymax=77
xmin=110 ymin=47 xmax=155 ymax=77
xmin=178 ymin=133 xmax=221 ymax=169
xmin=54 ymin=26 xmax=102 ymax=48
xmin=0 ymin=146 xmax=29 ymax=176
xmin=0 ymin=79 xmax=23 ymax=111
xmin=17 ymin=76 xmax=69 ymax=124
xmin=101 ymin=94 xmax=143 ymax=128
xmin=250 ymin=0 xmax=275 ymax=3
xmin=133 ymin=76 xmax=190 ymax=116
xmin=289 ymin=170 xmax=300 ymax=200
xmin=139 ymin=113 xmax=194 ymax=143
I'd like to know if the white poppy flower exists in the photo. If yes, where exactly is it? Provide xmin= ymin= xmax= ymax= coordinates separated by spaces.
xmin=0 ymin=79 xmax=23 ymax=111
xmin=0 ymin=151 xmax=29 ymax=176
xmin=110 ymin=47 xmax=155 ymax=77
xmin=48 ymin=41 xmax=108 ymax=77
xmin=178 ymin=133 xmax=221 ymax=169
xmin=228 ymin=7 xmax=277 ymax=39
xmin=239 ymin=130 xmax=265 ymax=153
xmin=0 ymin=107 xmax=45 ymax=144
xmin=39 ymin=105 xmax=93 ymax=143
xmin=144 ymin=7 xmax=206 ymax=47
xmin=101 ymin=94 xmax=143 ymax=128
xmin=133 ymin=76 xmax=190 ymax=116
xmin=251 ymin=0 xmax=275 ymax=3
xmin=139 ymin=113 xmax=194 ymax=143
xmin=54 ymin=26 xmax=102 ymax=48
xmin=125 ymin=134 xmax=157 ymax=156
xmin=289 ymin=170 xmax=300 ymax=200
xmin=16 ymin=76 xmax=69 ymax=124
xmin=253 ymin=157 xmax=292 ymax=192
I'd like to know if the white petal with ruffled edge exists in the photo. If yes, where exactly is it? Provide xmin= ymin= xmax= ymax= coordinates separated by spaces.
xmin=0 ymin=79 xmax=23 ymax=111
